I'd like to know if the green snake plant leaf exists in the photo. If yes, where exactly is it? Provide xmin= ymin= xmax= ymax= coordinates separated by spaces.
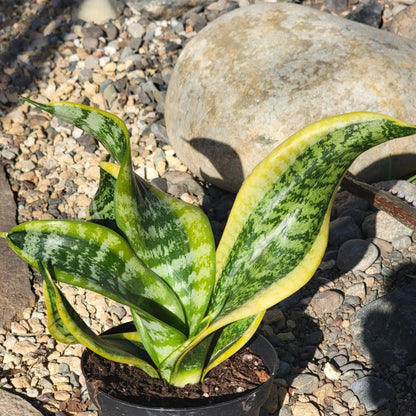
xmin=4 ymin=220 xmax=186 ymax=329
xmin=21 ymin=97 xmax=128 ymax=164
xmin=43 ymin=279 xmax=78 ymax=344
xmin=168 ymin=312 xmax=264 ymax=387
xmin=131 ymin=308 xmax=187 ymax=368
xmin=201 ymin=312 xmax=265 ymax=378
xmin=208 ymin=113 xmax=416 ymax=333
xmin=111 ymin=160 xmax=216 ymax=337
xmin=39 ymin=264 xmax=158 ymax=378
xmin=168 ymin=333 xmax=215 ymax=386
xmin=87 ymin=162 xmax=116 ymax=224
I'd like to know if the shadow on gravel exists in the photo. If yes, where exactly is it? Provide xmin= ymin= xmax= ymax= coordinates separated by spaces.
xmin=350 ymin=263 xmax=416 ymax=415
xmin=0 ymin=0 xmax=77 ymax=113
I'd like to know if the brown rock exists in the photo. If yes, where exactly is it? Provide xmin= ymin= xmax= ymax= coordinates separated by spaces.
xmin=0 ymin=164 xmax=35 ymax=329
xmin=292 ymin=402 xmax=322 ymax=416
xmin=0 ymin=388 xmax=43 ymax=416
xmin=310 ymin=290 xmax=344 ymax=315
xmin=263 ymin=308 xmax=285 ymax=324
xmin=389 ymin=3 xmax=416 ymax=41
xmin=313 ymin=382 xmax=336 ymax=406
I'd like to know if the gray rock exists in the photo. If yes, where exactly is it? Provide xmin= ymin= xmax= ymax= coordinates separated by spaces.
xmin=83 ymin=37 xmax=99 ymax=50
xmin=104 ymin=22 xmax=119 ymax=40
xmin=104 ymin=40 xmax=120 ymax=57
xmin=151 ymin=122 xmax=169 ymax=145
xmin=324 ymin=0 xmax=349 ymax=13
xmin=126 ymin=0 xmax=202 ymax=19
xmin=278 ymin=405 xmax=292 ymax=416
xmin=310 ymin=290 xmax=344 ymax=315
xmin=388 ymin=250 xmax=403 ymax=262
xmin=350 ymin=284 xmax=416 ymax=366
xmin=332 ymin=354 xmax=349 ymax=368
xmin=275 ymin=360 xmax=290 ymax=378
xmin=344 ymin=295 xmax=361 ymax=306
xmin=345 ymin=282 xmax=367 ymax=299
xmin=392 ymin=235 xmax=412 ymax=250
xmin=82 ymin=25 xmax=104 ymax=39
xmin=128 ymin=22 xmax=146 ymax=39
xmin=165 ymin=3 xmax=416 ymax=193
xmin=102 ymin=83 xmax=118 ymax=105
xmin=333 ymin=190 xmax=369 ymax=217
xmin=288 ymin=373 xmax=319 ymax=394
xmin=340 ymin=361 xmax=365 ymax=373
xmin=84 ymin=55 xmax=99 ymax=70
xmin=120 ymin=46 xmax=141 ymax=63
xmin=77 ymin=69 xmax=93 ymax=83
xmin=0 ymin=388 xmax=43 ymax=416
xmin=0 ymin=165 xmax=35 ymax=328
xmin=186 ymin=12 xmax=208 ymax=32
xmin=337 ymin=239 xmax=379 ymax=272
xmin=350 ymin=376 xmax=395 ymax=412
xmin=362 ymin=211 xmax=413 ymax=242
xmin=370 ymin=237 xmax=393 ymax=259
xmin=329 ymin=216 xmax=362 ymax=248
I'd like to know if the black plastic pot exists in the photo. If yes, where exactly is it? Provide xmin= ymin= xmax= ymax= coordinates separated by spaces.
xmin=82 ymin=327 xmax=278 ymax=416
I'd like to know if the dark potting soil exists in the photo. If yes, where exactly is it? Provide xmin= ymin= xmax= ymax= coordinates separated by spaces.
xmin=83 ymin=346 xmax=271 ymax=408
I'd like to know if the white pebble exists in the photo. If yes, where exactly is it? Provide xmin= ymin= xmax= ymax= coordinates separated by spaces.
xmin=324 ymin=362 xmax=341 ymax=381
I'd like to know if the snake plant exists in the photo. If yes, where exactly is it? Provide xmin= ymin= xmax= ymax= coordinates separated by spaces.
xmin=2 ymin=97 xmax=416 ymax=387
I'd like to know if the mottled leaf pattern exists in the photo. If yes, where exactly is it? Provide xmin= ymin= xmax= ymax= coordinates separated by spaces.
xmin=169 ymin=312 xmax=264 ymax=386
xmin=202 ymin=312 xmax=264 ymax=377
xmin=88 ymin=163 xmax=116 ymax=223
xmin=211 ymin=114 xmax=416 ymax=324
xmin=131 ymin=309 xmax=187 ymax=368
xmin=113 ymin=159 xmax=216 ymax=337
xmin=5 ymin=220 xmax=186 ymax=328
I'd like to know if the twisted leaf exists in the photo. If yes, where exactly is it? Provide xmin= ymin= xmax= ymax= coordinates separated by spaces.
xmin=211 ymin=113 xmax=416 ymax=329
xmin=21 ymin=97 xmax=128 ymax=164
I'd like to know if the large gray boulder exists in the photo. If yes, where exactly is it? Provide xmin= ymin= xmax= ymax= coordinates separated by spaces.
xmin=165 ymin=3 xmax=416 ymax=192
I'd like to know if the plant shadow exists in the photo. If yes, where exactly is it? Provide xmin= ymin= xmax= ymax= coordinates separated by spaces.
xmin=0 ymin=0 xmax=78 ymax=114
xmin=189 ymin=137 xmax=245 ymax=193
xmin=347 ymin=261 xmax=416 ymax=415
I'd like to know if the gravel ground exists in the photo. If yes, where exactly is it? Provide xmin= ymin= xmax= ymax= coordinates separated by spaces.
xmin=1 ymin=0 xmax=416 ymax=415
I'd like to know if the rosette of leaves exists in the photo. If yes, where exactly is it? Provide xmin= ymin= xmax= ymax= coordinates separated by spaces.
xmin=2 ymin=97 xmax=416 ymax=386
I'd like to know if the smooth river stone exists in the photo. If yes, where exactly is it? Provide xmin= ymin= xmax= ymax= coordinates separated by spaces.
xmin=165 ymin=3 xmax=416 ymax=192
